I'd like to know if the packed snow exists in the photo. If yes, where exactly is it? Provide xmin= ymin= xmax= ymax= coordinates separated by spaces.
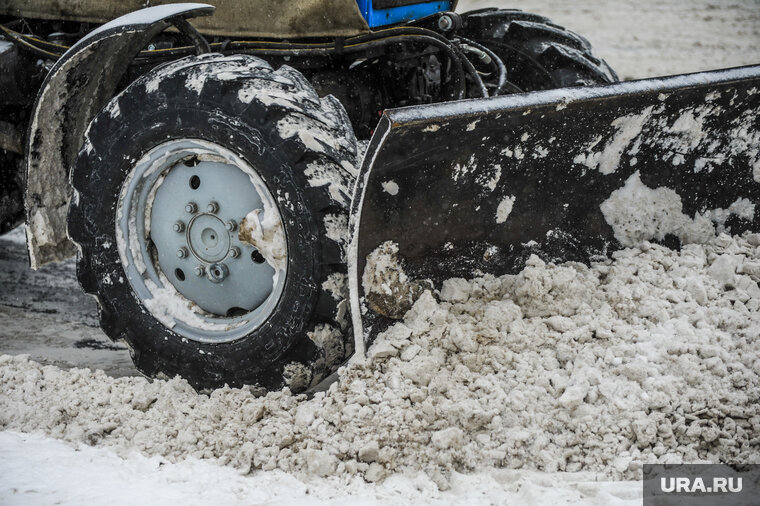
xmin=0 ymin=431 xmax=641 ymax=506
xmin=239 ymin=207 xmax=288 ymax=272
xmin=2 ymin=1 xmax=760 ymax=504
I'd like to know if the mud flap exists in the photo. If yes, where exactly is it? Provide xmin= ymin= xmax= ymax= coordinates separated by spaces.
xmin=349 ymin=65 xmax=760 ymax=355
xmin=24 ymin=3 xmax=214 ymax=268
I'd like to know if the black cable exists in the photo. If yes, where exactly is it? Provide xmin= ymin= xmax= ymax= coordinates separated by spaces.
xmin=459 ymin=37 xmax=508 ymax=96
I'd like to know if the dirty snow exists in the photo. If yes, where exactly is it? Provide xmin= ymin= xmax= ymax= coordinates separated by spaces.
xmin=361 ymin=241 xmax=428 ymax=319
xmin=0 ymin=432 xmax=641 ymax=506
xmin=3 ymin=233 xmax=760 ymax=496
xmin=141 ymin=278 xmax=235 ymax=332
xmin=239 ymin=207 xmax=288 ymax=272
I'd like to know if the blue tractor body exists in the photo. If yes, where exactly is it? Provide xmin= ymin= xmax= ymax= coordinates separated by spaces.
xmin=355 ymin=0 xmax=453 ymax=28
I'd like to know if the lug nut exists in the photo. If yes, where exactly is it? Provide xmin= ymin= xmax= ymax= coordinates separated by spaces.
xmin=194 ymin=266 xmax=205 ymax=277
xmin=207 ymin=201 xmax=219 ymax=213
xmin=207 ymin=263 xmax=229 ymax=283
xmin=173 ymin=221 xmax=185 ymax=233
xmin=177 ymin=247 xmax=189 ymax=259
xmin=230 ymin=246 xmax=240 ymax=258
xmin=185 ymin=202 xmax=197 ymax=214
xmin=226 ymin=220 xmax=237 ymax=232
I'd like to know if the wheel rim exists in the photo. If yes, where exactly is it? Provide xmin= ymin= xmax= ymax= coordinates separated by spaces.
xmin=116 ymin=139 xmax=287 ymax=343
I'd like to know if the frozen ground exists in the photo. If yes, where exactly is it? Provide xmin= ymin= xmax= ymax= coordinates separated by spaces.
xmin=1 ymin=0 xmax=759 ymax=504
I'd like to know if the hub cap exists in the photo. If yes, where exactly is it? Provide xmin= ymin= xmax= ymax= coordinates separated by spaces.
xmin=116 ymin=139 xmax=287 ymax=343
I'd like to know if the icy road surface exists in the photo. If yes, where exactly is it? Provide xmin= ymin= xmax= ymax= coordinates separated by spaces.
xmin=0 ymin=228 xmax=134 ymax=375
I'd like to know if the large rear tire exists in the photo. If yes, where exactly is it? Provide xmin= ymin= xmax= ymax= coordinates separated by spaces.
xmin=68 ymin=54 xmax=357 ymax=392
xmin=460 ymin=9 xmax=618 ymax=91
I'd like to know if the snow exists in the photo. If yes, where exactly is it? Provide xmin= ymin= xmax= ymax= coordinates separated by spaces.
xmin=0 ymin=431 xmax=640 ymax=506
xmin=600 ymin=172 xmax=756 ymax=247
xmin=381 ymin=180 xmax=399 ymax=196
xmin=600 ymin=171 xmax=714 ymax=247
xmin=361 ymin=241 xmax=424 ymax=319
xmin=3 ymin=234 xmax=759 ymax=495
xmin=573 ymin=107 xmax=653 ymax=175
xmin=305 ymin=160 xmax=353 ymax=207
xmin=239 ymin=206 xmax=288 ymax=272
xmin=495 ymin=195 xmax=516 ymax=224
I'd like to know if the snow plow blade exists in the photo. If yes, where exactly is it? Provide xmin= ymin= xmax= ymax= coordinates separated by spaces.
xmin=349 ymin=65 xmax=760 ymax=354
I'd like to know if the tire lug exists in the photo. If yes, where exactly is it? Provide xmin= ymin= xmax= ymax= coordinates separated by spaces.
xmin=207 ymin=201 xmax=219 ymax=213
xmin=177 ymin=247 xmax=189 ymax=259
xmin=173 ymin=221 xmax=185 ymax=233
xmin=185 ymin=202 xmax=197 ymax=214
xmin=226 ymin=220 xmax=237 ymax=232
xmin=194 ymin=266 xmax=205 ymax=277
xmin=230 ymin=246 xmax=240 ymax=258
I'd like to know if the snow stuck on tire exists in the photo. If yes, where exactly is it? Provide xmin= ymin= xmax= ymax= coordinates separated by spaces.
xmin=2 ymin=233 xmax=759 ymax=488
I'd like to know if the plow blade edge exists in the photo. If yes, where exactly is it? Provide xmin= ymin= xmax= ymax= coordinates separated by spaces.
xmin=348 ymin=65 xmax=760 ymax=355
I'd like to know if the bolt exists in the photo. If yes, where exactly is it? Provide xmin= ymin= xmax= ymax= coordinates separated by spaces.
xmin=230 ymin=246 xmax=240 ymax=258
xmin=194 ymin=266 xmax=205 ymax=277
xmin=438 ymin=14 xmax=453 ymax=32
xmin=226 ymin=220 xmax=237 ymax=232
xmin=185 ymin=202 xmax=197 ymax=214
xmin=173 ymin=221 xmax=185 ymax=233
xmin=177 ymin=247 xmax=189 ymax=259
xmin=207 ymin=201 xmax=219 ymax=213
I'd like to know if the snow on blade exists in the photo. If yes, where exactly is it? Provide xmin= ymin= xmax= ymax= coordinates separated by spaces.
xmin=495 ymin=195 xmax=516 ymax=224
xmin=601 ymin=171 xmax=756 ymax=247
xmin=573 ymin=107 xmax=653 ymax=175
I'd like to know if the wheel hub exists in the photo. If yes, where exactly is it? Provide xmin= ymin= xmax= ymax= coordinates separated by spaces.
xmin=187 ymin=213 xmax=230 ymax=263
xmin=149 ymin=155 xmax=283 ymax=317
xmin=117 ymin=139 xmax=287 ymax=343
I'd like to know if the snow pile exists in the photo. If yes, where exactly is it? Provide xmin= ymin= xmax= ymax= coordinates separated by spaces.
xmin=2 ymin=234 xmax=759 ymax=488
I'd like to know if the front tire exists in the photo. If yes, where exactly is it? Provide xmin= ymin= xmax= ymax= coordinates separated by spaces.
xmin=68 ymin=54 xmax=357 ymax=392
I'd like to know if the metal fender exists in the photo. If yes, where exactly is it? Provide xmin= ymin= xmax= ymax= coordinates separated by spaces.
xmin=24 ymin=3 xmax=214 ymax=268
